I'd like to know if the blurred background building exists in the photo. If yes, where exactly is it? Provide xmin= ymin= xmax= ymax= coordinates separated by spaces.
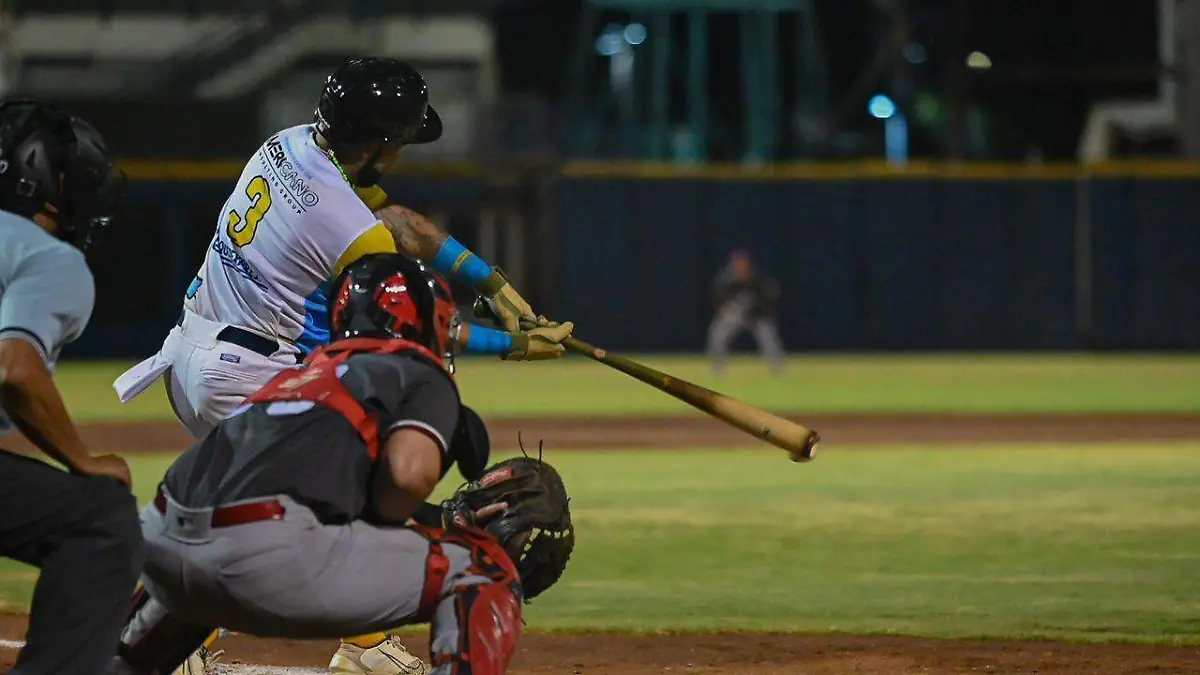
xmin=11 ymin=0 xmax=1195 ymax=162
xmin=5 ymin=0 xmax=1198 ymax=356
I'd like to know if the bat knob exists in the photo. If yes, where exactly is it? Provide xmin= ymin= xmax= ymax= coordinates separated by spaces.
xmin=790 ymin=432 xmax=821 ymax=463
xmin=472 ymin=297 xmax=502 ymax=326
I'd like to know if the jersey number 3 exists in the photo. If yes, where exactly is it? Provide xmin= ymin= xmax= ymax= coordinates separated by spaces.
xmin=226 ymin=175 xmax=273 ymax=247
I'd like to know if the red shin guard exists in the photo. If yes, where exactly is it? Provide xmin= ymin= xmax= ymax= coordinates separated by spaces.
xmin=421 ymin=524 xmax=524 ymax=675
xmin=440 ymin=580 xmax=523 ymax=675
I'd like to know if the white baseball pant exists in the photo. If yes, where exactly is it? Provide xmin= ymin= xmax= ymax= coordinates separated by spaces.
xmin=114 ymin=309 xmax=300 ymax=439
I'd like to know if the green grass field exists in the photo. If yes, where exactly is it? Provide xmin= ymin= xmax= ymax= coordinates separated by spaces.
xmin=52 ymin=353 xmax=1200 ymax=421
xmin=3 ymin=445 xmax=1199 ymax=643
xmin=2 ymin=354 xmax=1197 ymax=645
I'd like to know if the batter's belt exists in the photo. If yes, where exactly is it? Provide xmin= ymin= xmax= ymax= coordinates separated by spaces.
xmin=175 ymin=311 xmax=282 ymax=358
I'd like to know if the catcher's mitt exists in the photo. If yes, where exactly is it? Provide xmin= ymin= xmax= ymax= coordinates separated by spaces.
xmin=441 ymin=449 xmax=574 ymax=602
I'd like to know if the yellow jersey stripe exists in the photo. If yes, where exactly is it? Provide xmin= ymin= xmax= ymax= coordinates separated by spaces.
xmin=353 ymin=185 xmax=390 ymax=211
xmin=333 ymin=223 xmax=397 ymax=278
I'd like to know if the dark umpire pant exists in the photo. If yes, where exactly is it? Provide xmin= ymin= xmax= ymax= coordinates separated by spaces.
xmin=0 ymin=450 xmax=144 ymax=674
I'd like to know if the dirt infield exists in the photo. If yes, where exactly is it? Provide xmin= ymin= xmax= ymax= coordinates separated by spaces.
xmin=2 ymin=413 xmax=1198 ymax=673
xmin=175 ymin=632 xmax=1200 ymax=675
xmin=10 ymin=412 xmax=1200 ymax=456
xmin=2 ymin=616 xmax=1199 ymax=675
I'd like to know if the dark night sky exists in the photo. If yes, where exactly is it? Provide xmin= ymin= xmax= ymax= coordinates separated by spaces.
xmin=493 ymin=0 xmax=1163 ymax=159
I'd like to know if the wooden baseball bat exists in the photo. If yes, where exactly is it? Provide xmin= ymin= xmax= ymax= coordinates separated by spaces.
xmin=562 ymin=336 xmax=819 ymax=462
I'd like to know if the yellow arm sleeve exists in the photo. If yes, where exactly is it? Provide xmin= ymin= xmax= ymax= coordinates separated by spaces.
xmin=353 ymin=185 xmax=390 ymax=211
xmin=333 ymin=223 xmax=398 ymax=278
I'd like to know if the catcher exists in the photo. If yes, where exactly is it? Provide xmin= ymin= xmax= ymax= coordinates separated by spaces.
xmin=113 ymin=56 xmax=572 ymax=674
xmin=107 ymin=253 xmax=574 ymax=675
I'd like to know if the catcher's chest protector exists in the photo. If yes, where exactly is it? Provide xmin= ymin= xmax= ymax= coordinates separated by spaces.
xmin=245 ymin=337 xmax=446 ymax=460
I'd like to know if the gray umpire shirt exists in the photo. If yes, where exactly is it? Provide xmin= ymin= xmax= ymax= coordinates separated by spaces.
xmin=0 ymin=209 xmax=95 ymax=372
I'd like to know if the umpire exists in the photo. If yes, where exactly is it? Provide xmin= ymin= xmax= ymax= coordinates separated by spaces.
xmin=0 ymin=101 xmax=143 ymax=674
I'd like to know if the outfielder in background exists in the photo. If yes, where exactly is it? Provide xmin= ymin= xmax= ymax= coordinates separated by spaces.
xmin=107 ymin=253 xmax=574 ymax=675
xmin=705 ymin=249 xmax=785 ymax=376
xmin=0 ymin=100 xmax=143 ymax=674
xmin=113 ymin=58 xmax=572 ymax=675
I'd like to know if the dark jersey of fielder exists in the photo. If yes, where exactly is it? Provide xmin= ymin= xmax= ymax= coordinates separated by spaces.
xmin=712 ymin=267 xmax=780 ymax=319
xmin=163 ymin=350 xmax=461 ymax=523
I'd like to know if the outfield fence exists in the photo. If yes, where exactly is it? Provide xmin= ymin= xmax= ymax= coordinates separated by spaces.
xmin=72 ymin=160 xmax=1200 ymax=358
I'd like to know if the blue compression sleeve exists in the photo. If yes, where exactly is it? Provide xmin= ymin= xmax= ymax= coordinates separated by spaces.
xmin=464 ymin=324 xmax=513 ymax=355
xmin=432 ymin=236 xmax=493 ymax=287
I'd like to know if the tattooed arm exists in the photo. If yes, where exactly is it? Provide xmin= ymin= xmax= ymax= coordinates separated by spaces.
xmin=375 ymin=204 xmax=448 ymax=263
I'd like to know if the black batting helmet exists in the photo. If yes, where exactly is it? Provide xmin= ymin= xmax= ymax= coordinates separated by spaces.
xmin=328 ymin=253 xmax=459 ymax=370
xmin=315 ymin=58 xmax=442 ymax=149
xmin=0 ymin=100 xmax=123 ymax=252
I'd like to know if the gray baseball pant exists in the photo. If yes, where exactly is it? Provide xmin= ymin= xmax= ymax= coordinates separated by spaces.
xmin=706 ymin=308 xmax=785 ymax=373
xmin=108 ymin=492 xmax=523 ymax=674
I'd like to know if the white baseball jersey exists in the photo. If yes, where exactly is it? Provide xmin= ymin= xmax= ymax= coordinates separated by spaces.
xmin=184 ymin=124 xmax=386 ymax=356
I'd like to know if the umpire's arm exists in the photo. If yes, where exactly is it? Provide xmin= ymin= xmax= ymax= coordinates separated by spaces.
xmin=0 ymin=246 xmax=129 ymax=486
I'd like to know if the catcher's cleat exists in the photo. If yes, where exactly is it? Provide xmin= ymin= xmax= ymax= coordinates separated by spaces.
xmin=329 ymin=635 xmax=429 ymax=675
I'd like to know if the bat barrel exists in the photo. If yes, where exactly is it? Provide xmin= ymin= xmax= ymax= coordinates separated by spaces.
xmin=776 ymin=430 xmax=820 ymax=462
xmin=564 ymin=336 xmax=820 ymax=463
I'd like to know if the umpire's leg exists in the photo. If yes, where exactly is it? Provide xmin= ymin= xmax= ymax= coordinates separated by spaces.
xmin=0 ymin=450 xmax=144 ymax=675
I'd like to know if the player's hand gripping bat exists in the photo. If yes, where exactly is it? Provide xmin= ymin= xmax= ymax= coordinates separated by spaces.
xmin=562 ymin=336 xmax=819 ymax=463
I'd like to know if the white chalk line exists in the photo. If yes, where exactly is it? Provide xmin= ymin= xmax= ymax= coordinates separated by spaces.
xmin=0 ymin=637 xmax=327 ymax=674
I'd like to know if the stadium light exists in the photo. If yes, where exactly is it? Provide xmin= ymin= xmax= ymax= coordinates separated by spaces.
xmin=595 ymin=24 xmax=627 ymax=56
xmin=624 ymin=23 xmax=647 ymax=46
xmin=868 ymin=94 xmax=897 ymax=119
xmin=904 ymin=42 xmax=927 ymax=64
xmin=967 ymin=51 xmax=993 ymax=70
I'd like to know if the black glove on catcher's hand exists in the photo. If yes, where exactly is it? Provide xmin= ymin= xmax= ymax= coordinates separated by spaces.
xmin=440 ymin=448 xmax=575 ymax=602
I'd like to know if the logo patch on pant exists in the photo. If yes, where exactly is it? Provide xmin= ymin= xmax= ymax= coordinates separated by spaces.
xmin=219 ymin=353 xmax=241 ymax=364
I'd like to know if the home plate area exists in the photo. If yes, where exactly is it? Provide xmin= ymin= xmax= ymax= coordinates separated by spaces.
xmin=3 ymin=627 xmax=1200 ymax=675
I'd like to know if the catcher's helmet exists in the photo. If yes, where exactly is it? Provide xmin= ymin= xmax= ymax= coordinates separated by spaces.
xmin=0 ymin=100 xmax=123 ymax=252
xmin=329 ymin=253 xmax=459 ymax=369
xmin=315 ymin=58 xmax=442 ymax=150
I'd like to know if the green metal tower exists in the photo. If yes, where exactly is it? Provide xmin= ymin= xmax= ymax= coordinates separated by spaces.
xmin=563 ymin=0 xmax=828 ymax=163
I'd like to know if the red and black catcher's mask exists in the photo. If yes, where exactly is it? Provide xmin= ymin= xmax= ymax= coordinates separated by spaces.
xmin=329 ymin=253 xmax=459 ymax=369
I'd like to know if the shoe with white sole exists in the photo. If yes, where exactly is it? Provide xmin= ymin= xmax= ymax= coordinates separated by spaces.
xmin=172 ymin=646 xmax=225 ymax=675
xmin=329 ymin=635 xmax=429 ymax=675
